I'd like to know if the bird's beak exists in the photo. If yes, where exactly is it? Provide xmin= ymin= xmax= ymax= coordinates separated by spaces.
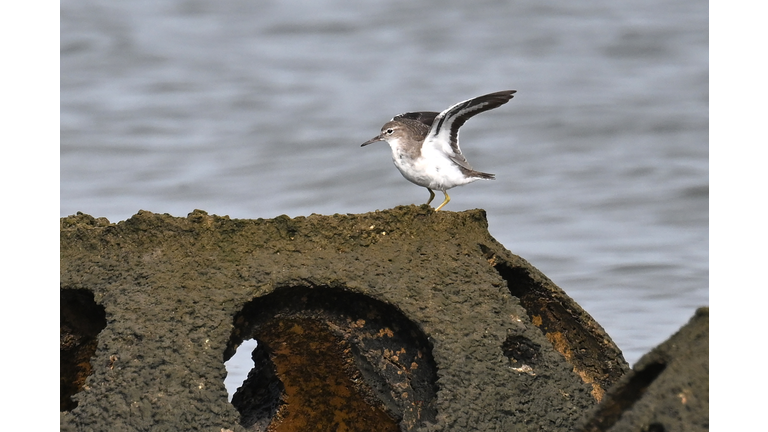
xmin=361 ymin=135 xmax=383 ymax=147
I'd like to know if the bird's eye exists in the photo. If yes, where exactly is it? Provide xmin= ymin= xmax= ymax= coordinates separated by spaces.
xmin=386 ymin=128 xmax=394 ymax=134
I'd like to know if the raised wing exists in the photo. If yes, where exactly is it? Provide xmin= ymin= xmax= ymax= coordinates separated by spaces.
xmin=393 ymin=111 xmax=440 ymax=128
xmin=425 ymin=90 xmax=516 ymax=169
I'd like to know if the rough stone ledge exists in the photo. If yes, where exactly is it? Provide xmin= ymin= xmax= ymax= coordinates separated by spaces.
xmin=58 ymin=206 xmax=702 ymax=431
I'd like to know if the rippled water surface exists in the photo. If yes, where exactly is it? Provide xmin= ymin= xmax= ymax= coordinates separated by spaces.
xmin=61 ymin=0 xmax=708 ymax=365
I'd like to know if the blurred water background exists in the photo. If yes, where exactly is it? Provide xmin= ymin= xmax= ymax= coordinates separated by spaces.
xmin=61 ymin=0 xmax=708 ymax=368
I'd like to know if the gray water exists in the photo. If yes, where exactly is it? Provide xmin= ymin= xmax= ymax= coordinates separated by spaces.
xmin=61 ymin=0 xmax=708 ymax=366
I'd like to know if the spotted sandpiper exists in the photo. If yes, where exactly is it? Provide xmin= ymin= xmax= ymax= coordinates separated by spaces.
xmin=361 ymin=90 xmax=516 ymax=211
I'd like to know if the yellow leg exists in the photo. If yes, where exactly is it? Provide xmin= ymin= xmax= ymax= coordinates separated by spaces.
xmin=425 ymin=188 xmax=436 ymax=206
xmin=434 ymin=191 xmax=450 ymax=211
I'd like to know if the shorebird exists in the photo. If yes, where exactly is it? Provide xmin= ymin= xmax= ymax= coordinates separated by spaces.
xmin=361 ymin=90 xmax=516 ymax=211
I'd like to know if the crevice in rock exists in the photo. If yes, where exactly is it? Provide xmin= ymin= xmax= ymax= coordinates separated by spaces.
xmin=479 ymin=243 xmax=628 ymax=401
xmin=60 ymin=288 xmax=107 ymax=411
xmin=577 ymin=361 xmax=667 ymax=432
xmin=224 ymin=285 xmax=438 ymax=432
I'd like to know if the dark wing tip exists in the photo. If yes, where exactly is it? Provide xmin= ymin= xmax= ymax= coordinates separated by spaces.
xmin=485 ymin=90 xmax=517 ymax=103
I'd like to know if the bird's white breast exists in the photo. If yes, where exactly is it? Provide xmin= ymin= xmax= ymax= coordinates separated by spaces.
xmin=386 ymin=138 xmax=477 ymax=191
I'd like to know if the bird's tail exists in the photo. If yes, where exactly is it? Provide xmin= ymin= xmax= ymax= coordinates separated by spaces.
xmin=471 ymin=170 xmax=495 ymax=180
xmin=457 ymin=165 xmax=495 ymax=180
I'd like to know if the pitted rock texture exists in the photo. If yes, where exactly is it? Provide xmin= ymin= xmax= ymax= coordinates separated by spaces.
xmin=60 ymin=206 xmax=630 ymax=431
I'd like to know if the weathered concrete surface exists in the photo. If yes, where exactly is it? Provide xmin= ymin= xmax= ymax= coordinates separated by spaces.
xmin=60 ymin=206 xmax=630 ymax=431
xmin=577 ymin=307 xmax=709 ymax=432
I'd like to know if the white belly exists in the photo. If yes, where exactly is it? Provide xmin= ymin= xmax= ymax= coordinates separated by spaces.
xmin=390 ymin=146 xmax=477 ymax=191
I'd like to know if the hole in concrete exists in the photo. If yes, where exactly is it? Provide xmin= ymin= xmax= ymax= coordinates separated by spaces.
xmin=502 ymin=334 xmax=541 ymax=365
xmin=230 ymin=340 xmax=285 ymax=430
xmin=224 ymin=285 xmax=438 ymax=432
xmin=479 ymin=243 xmax=629 ymax=400
xmin=224 ymin=338 xmax=259 ymax=402
xmin=60 ymin=288 xmax=107 ymax=411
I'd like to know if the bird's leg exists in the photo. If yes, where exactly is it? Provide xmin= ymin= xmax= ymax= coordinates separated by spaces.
xmin=425 ymin=188 xmax=436 ymax=206
xmin=434 ymin=191 xmax=450 ymax=211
